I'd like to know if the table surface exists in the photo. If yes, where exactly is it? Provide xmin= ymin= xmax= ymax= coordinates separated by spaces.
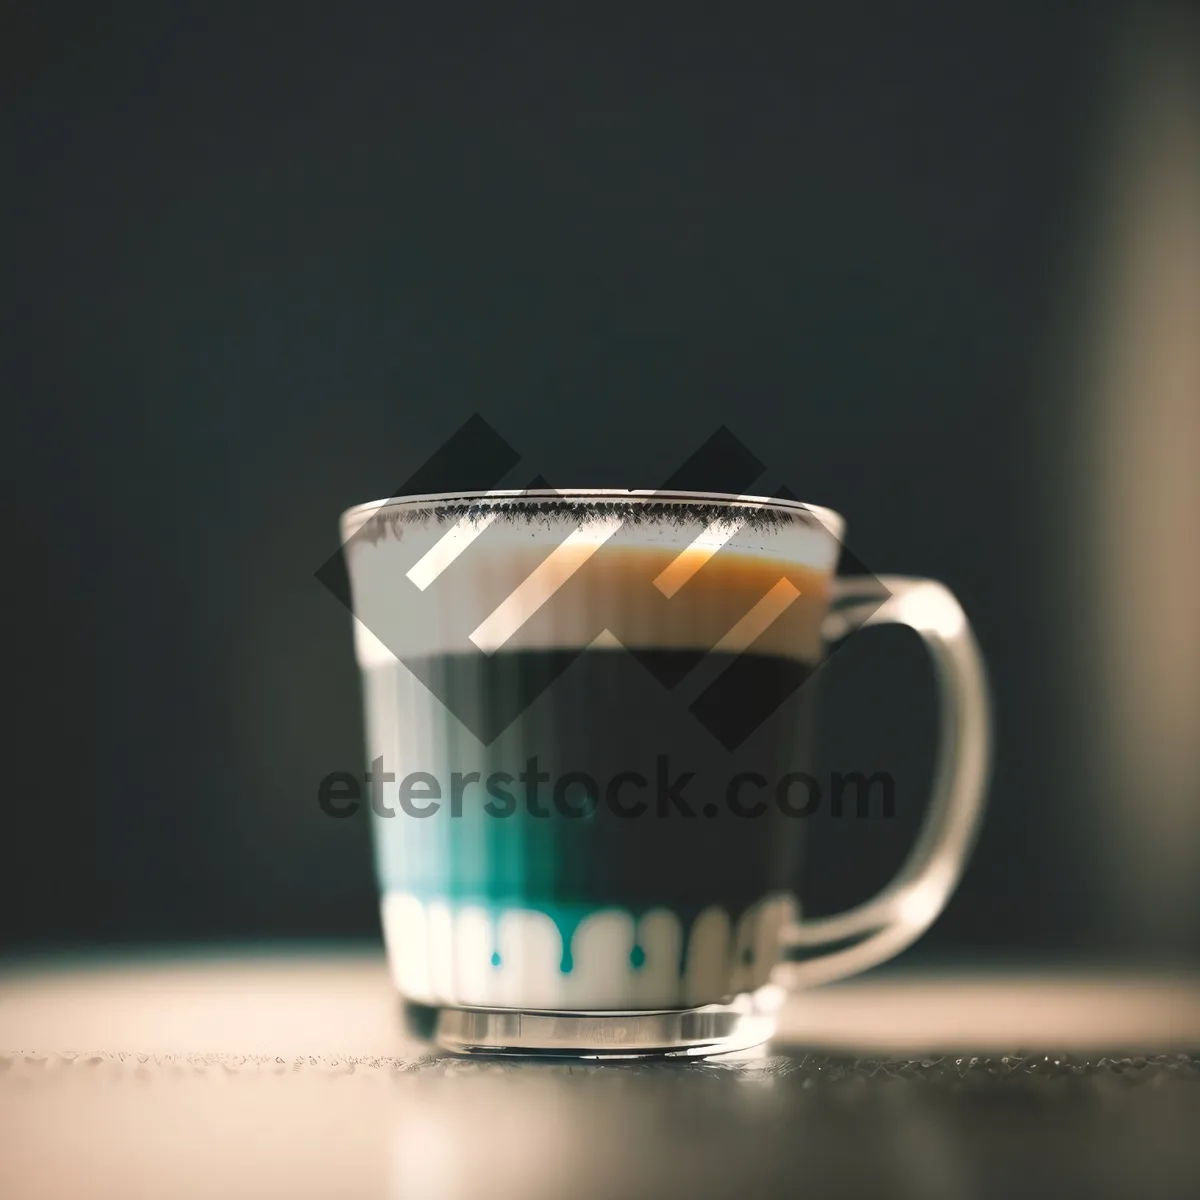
xmin=3 ymin=952 xmax=1200 ymax=1200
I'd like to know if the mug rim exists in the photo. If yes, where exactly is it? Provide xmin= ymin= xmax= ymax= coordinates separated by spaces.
xmin=340 ymin=488 xmax=846 ymax=542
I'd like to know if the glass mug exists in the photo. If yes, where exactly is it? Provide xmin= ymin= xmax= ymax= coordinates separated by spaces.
xmin=340 ymin=490 xmax=991 ymax=1055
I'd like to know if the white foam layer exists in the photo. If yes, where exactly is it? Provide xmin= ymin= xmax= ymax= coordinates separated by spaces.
xmin=380 ymin=893 xmax=796 ymax=1009
xmin=348 ymin=515 xmax=834 ymax=664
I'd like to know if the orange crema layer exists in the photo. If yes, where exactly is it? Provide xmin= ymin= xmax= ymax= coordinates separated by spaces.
xmin=352 ymin=539 xmax=832 ymax=664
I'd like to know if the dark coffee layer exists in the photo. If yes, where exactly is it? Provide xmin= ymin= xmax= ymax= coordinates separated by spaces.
xmin=367 ymin=648 xmax=821 ymax=915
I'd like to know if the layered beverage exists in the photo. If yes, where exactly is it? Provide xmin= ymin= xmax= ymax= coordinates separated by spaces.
xmin=343 ymin=493 xmax=841 ymax=1010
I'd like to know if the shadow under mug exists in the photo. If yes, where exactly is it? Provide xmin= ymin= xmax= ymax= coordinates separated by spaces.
xmin=339 ymin=490 xmax=991 ymax=1056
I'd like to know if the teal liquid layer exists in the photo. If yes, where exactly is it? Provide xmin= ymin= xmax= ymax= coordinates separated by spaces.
xmin=365 ymin=648 xmax=819 ymax=928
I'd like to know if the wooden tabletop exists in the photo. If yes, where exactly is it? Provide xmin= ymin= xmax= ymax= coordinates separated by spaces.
xmin=3 ymin=952 xmax=1199 ymax=1199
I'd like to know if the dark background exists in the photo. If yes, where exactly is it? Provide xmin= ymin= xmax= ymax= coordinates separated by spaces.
xmin=5 ymin=3 xmax=1194 ymax=962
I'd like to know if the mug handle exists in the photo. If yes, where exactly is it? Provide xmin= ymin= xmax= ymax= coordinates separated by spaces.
xmin=778 ymin=575 xmax=992 ymax=987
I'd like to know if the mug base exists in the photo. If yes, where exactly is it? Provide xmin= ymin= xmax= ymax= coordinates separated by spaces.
xmin=404 ymin=984 xmax=786 ymax=1058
